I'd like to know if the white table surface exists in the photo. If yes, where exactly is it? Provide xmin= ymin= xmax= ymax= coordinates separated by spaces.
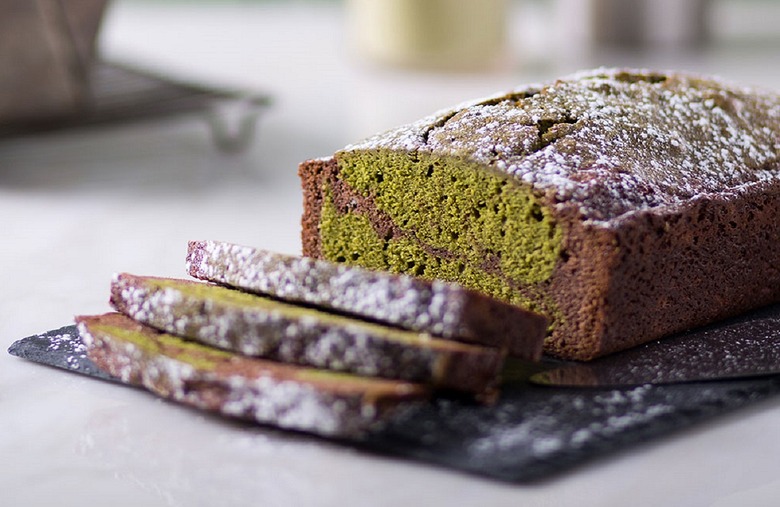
xmin=2 ymin=2 xmax=780 ymax=506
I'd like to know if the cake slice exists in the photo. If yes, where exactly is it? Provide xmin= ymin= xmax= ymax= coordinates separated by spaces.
xmin=299 ymin=68 xmax=780 ymax=360
xmin=186 ymin=239 xmax=547 ymax=357
xmin=77 ymin=313 xmax=428 ymax=438
xmin=109 ymin=273 xmax=506 ymax=393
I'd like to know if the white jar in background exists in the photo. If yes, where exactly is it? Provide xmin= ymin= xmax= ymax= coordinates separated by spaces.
xmin=346 ymin=0 xmax=508 ymax=71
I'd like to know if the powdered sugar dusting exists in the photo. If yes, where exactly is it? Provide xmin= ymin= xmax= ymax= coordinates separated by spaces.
xmin=343 ymin=68 xmax=780 ymax=224
xmin=186 ymin=240 xmax=544 ymax=356
xmin=187 ymin=240 xmax=472 ymax=336
xmin=468 ymin=385 xmax=675 ymax=460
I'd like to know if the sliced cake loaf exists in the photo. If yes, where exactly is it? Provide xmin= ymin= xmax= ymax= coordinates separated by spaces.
xmin=109 ymin=273 xmax=506 ymax=393
xmin=299 ymin=68 xmax=780 ymax=360
xmin=186 ymin=239 xmax=547 ymax=357
xmin=77 ymin=313 xmax=428 ymax=438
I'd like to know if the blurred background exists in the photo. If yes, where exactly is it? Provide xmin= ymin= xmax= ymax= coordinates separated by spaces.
xmin=95 ymin=0 xmax=780 ymax=134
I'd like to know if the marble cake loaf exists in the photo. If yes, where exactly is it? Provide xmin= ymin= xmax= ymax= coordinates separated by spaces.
xmin=299 ymin=68 xmax=780 ymax=360
xmin=77 ymin=313 xmax=428 ymax=438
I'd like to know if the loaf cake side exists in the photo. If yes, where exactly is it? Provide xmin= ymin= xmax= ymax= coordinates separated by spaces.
xmin=186 ymin=239 xmax=547 ymax=357
xmin=77 ymin=313 xmax=428 ymax=438
xmin=109 ymin=273 xmax=506 ymax=393
xmin=300 ymin=68 xmax=780 ymax=360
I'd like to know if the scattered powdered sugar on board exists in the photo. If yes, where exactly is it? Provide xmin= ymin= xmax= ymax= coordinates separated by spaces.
xmin=466 ymin=385 xmax=676 ymax=458
xmin=533 ymin=303 xmax=780 ymax=387
xmin=7 ymin=325 xmax=117 ymax=381
xmin=366 ymin=376 xmax=780 ymax=481
xmin=46 ymin=331 xmax=88 ymax=370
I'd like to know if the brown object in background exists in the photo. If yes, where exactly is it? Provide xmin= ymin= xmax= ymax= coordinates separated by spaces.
xmin=0 ymin=0 xmax=108 ymax=125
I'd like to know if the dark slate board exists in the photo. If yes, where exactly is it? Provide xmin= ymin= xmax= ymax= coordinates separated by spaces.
xmin=531 ymin=303 xmax=780 ymax=387
xmin=8 ymin=324 xmax=780 ymax=483
xmin=8 ymin=325 xmax=116 ymax=382
xmin=362 ymin=376 xmax=780 ymax=481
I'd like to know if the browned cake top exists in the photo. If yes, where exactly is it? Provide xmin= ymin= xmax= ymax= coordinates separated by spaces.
xmin=341 ymin=68 xmax=780 ymax=223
